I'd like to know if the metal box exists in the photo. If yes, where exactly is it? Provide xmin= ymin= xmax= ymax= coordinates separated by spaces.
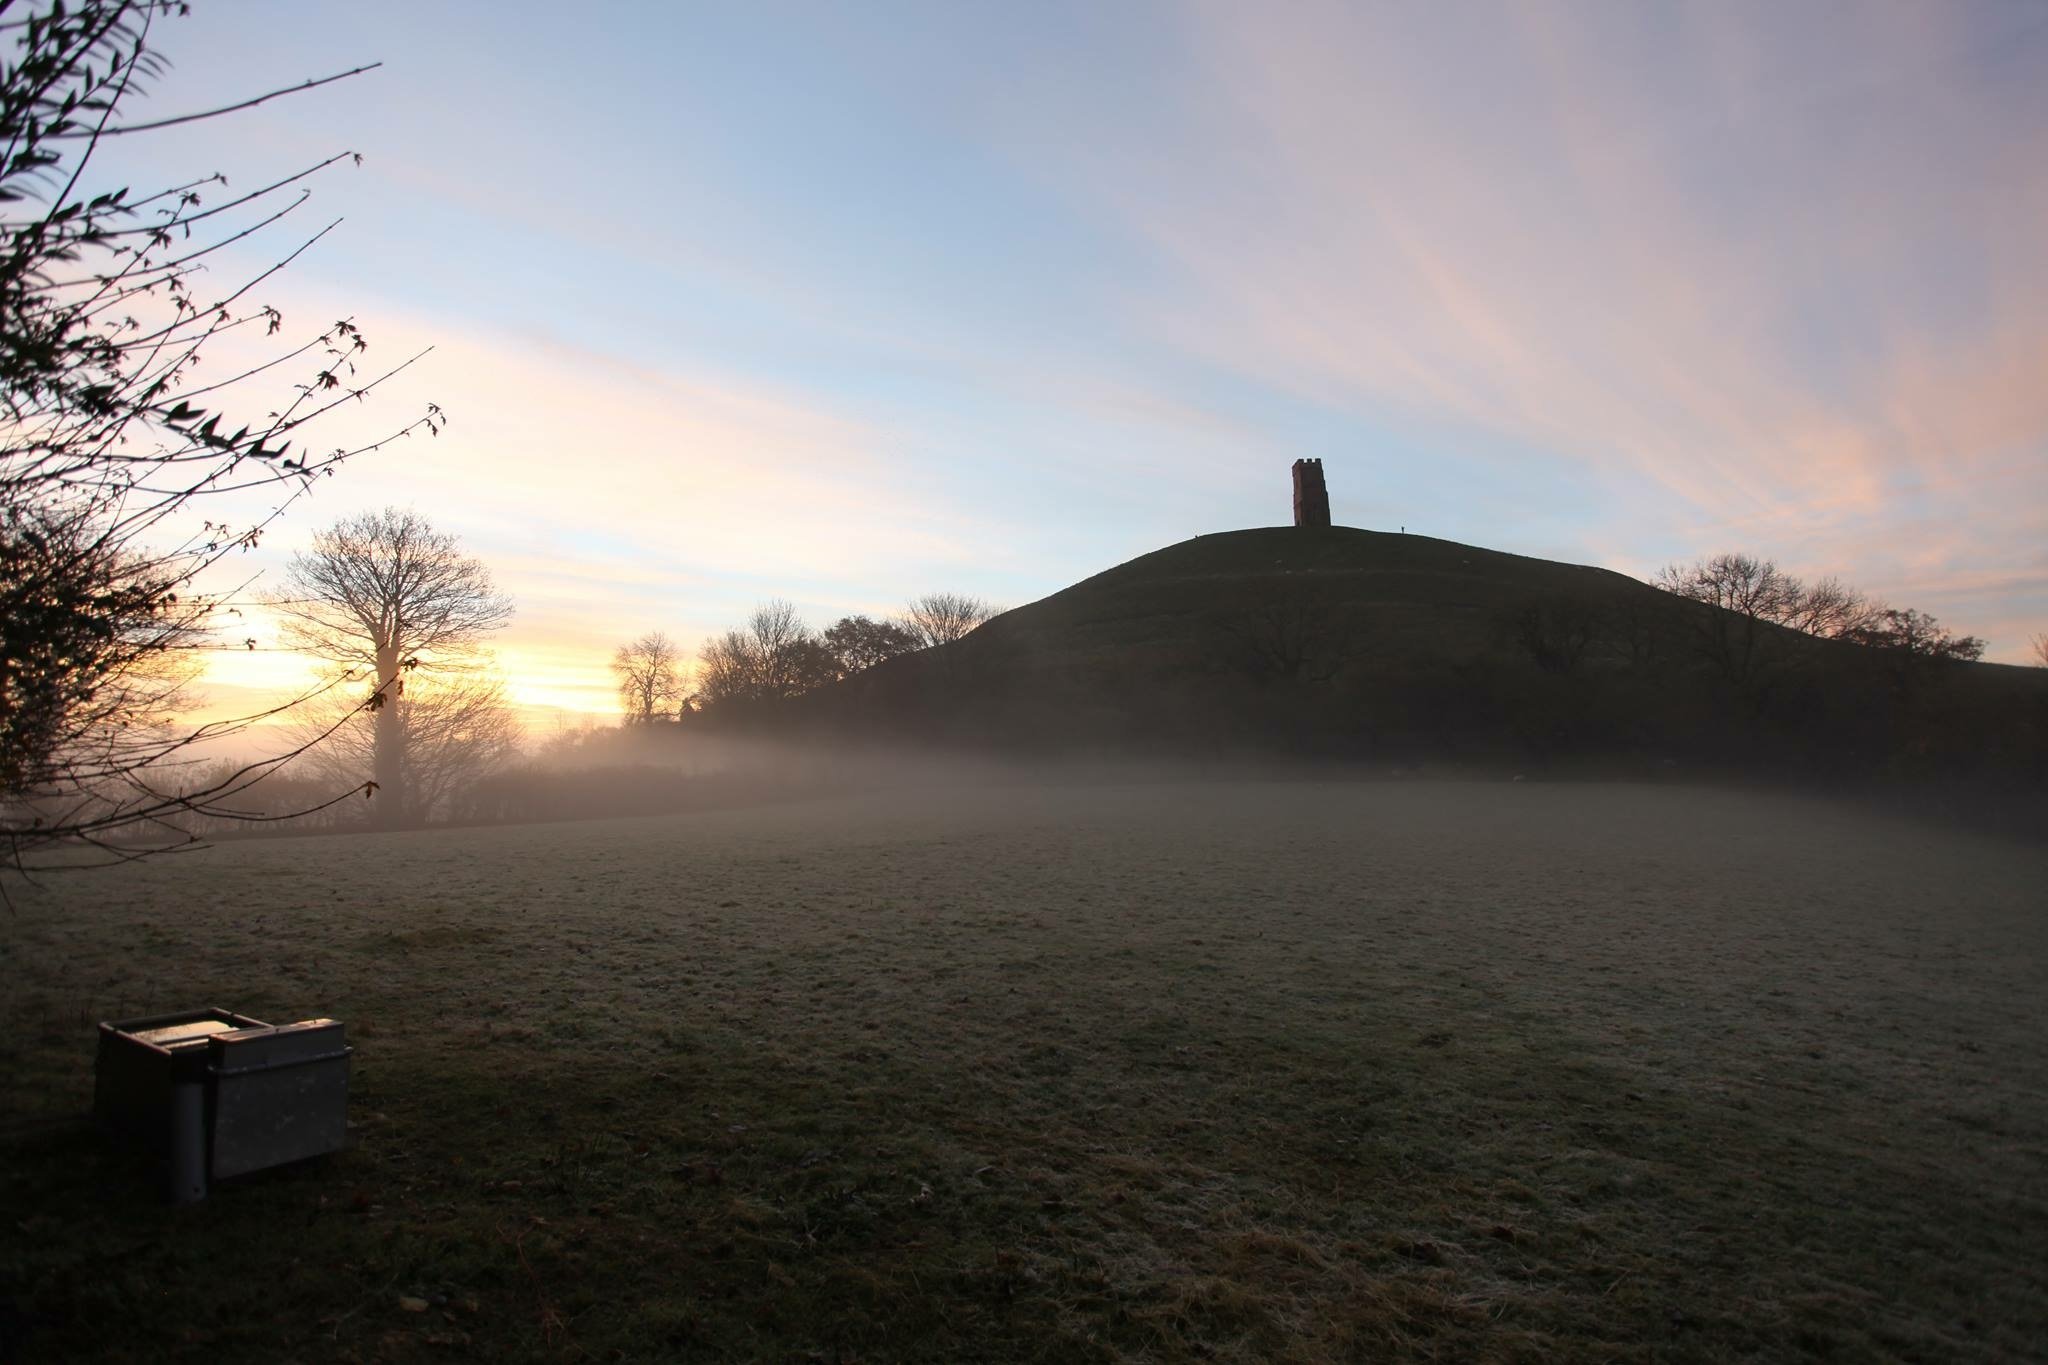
xmin=95 ymin=1007 xmax=351 ymax=1201
xmin=208 ymin=1018 xmax=351 ymax=1180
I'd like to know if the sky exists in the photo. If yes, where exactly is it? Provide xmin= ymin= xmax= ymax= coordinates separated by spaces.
xmin=82 ymin=0 xmax=2048 ymax=727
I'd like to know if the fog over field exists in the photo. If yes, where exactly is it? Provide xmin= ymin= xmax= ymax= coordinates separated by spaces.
xmin=5 ymin=4 xmax=2047 ymax=1361
xmin=6 ymin=778 xmax=2043 ymax=1360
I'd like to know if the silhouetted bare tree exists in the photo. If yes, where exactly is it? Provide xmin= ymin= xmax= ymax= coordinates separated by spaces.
xmin=1655 ymin=554 xmax=1875 ymax=637
xmin=822 ymin=614 xmax=920 ymax=678
xmin=696 ymin=600 xmax=837 ymax=707
xmin=0 ymin=3 xmax=438 ymax=871
xmin=1776 ymin=576 xmax=1876 ymax=639
xmin=902 ymin=592 xmax=995 ymax=648
xmin=1841 ymin=608 xmax=1984 ymax=662
xmin=289 ymin=669 xmax=521 ymax=824
xmin=1654 ymin=553 xmax=1879 ymax=693
xmin=269 ymin=510 xmax=510 ymax=827
xmin=612 ymin=631 xmax=684 ymax=722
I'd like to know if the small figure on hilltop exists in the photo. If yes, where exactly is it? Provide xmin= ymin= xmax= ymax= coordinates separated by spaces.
xmin=1292 ymin=458 xmax=1331 ymax=528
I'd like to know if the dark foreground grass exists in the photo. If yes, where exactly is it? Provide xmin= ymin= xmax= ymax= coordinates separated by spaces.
xmin=3 ymin=780 xmax=2044 ymax=1362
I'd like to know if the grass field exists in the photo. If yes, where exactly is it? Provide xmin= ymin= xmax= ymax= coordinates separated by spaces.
xmin=3 ymin=778 xmax=2044 ymax=1362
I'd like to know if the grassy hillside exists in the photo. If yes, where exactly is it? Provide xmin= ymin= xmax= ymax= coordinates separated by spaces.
xmin=914 ymin=529 xmax=1617 ymax=671
xmin=805 ymin=527 xmax=2048 ymax=786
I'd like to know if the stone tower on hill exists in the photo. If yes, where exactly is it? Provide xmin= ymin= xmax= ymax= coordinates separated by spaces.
xmin=1292 ymin=458 xmax=1330 ymax=528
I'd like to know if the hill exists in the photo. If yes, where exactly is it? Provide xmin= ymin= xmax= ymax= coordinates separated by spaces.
xmin=791 ymin=525 xmax=2047 ymax=787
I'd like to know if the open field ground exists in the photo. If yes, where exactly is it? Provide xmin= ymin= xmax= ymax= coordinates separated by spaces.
xmin=3 ymin=779 xmax=2045 ymax=1362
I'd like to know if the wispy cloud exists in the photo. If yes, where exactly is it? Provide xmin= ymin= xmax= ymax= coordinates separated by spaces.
xmin=183 ymin=290 xmax=1012 ymax=718
xmin=1022 ymin=0 xmax=2048 ymax=652
xmin=145 ymin=0 xmax=2048 ymax=670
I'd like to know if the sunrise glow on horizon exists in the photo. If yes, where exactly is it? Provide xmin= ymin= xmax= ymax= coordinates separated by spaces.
xmin=90 ymin=0 xmax=2048 ymax=731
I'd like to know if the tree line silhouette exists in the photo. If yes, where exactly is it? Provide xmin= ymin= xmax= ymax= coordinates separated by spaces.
xmin=612 ymin=593 xmax=995 ymax=723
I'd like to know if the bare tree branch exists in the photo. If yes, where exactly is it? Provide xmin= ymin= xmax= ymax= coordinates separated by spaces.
xmin=267 ymin=509 xmax=511 ymax=827
xmin=612 ymin=631 xmax=684 ymax=723
xmin=1 ymin=4 xmax=429 ymax=873
xmin=90 ymin=63 xmax=382 ymax=136
xmin=901 ymin=592 xmax=995 ymax=649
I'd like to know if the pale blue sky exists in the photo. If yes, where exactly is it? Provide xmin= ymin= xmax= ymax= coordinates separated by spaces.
xmin=87 ymin=1 xmax=2048 ymax=715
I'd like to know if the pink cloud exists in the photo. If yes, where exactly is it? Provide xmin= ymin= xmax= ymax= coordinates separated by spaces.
xmin=1027 ymin=0 xmax=2048 ymax=653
